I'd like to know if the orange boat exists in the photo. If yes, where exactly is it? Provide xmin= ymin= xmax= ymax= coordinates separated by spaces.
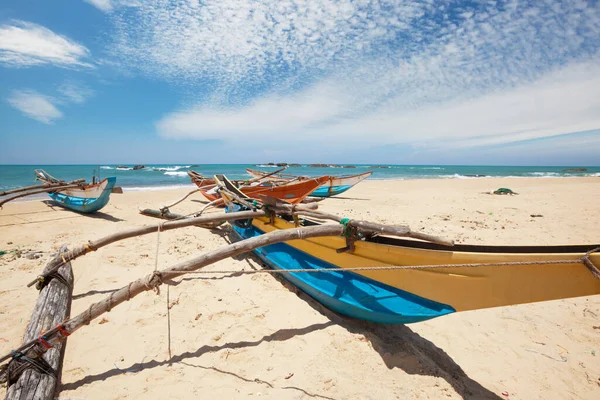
xmin=199 ymin=176 xmax=330 ymax=205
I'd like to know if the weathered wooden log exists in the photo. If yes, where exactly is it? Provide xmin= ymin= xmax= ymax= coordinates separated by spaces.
xmin=0 ymin=185 xmax=82 ymax=208
xmin=4 ymin=246 xmax=73 ymax=400
xmin=1 ymin=224 xmax=344 ymax=366
xmin=281 ymin=210 xmax=454 ymax=246
xmin=138 ymin=208 xmax=224 ymax=229
xmin=26 ymin=210 xmax=268 ymax=288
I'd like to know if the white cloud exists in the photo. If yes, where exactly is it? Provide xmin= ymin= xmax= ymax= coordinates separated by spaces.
xmin=110 ymin=0 xmax=430 ymax=84
xmin=107 ymin=1 xmax=600 ymax=154
xmin=7 ymin=90 xmax=63 ymax=124
xmin=85 ymin=0 xmax=113 ymax=12
xmin=84 ymin=0 xmax=139 ymax=13
xmin=0 ymin=21 xmax=92 ymax=68
xmin=58 ymin=82 xmax=95 ymax=104
xmin=158 ymin=60 xmax=600 ymax=150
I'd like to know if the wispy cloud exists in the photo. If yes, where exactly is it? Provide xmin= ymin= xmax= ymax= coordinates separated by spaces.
xmin=84 ymin=0 xmax=114 ymax=12
xmin=6 ymin=90 xmax=63 ymax=124
xmin=84 ymin=0 xmax=139 ymax=13
xmin=0 ymin=20 xmax=92 ymax=68
xmin=58 ymin=81 xmax=95 ymax=104
xmin=106 ymin=1 xmax=600 ymax=156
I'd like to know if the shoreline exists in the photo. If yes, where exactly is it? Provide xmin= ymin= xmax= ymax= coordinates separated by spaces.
xmin=0 ymin=177 xmax=599 ymax=399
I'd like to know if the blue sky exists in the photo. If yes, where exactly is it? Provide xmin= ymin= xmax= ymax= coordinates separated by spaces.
xmin=0 ymin=0 xmax=599 ymax=165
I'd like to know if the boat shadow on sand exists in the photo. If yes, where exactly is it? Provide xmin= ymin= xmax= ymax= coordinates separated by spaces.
xmin=62 ymin=228 xmax=500 ymax=399
xmin=41 ymin=200 xmax=124 ymax=222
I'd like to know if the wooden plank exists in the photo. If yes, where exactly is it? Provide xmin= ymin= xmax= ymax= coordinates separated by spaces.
xmin=5 ymin=246 xmax=73 ymax=400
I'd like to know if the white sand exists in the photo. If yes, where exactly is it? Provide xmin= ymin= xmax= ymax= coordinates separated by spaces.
xmin=1 ymin=177 xmax=599 ymax=399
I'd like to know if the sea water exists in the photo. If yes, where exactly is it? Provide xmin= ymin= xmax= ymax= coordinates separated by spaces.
xmin=1 ymin=164 xmax=599 ymax=191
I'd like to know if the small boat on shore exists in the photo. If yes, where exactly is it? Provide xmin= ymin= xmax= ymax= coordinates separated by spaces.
xmin=200 ymin=176 xmax=330 ymax=205
xmin=246 ymin=168 xmax=372 ymax=197
xmin=35 ymin=170 xmax=119 ymax=213
xmin=218 ymin=175 xmax=600 ymax=324
xmin=0 ymin=170 xmax=119 ymax=213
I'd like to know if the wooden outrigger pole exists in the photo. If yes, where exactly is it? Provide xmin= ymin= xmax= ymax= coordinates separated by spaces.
xmin=0 ymin=216 xmax=445 ymax=372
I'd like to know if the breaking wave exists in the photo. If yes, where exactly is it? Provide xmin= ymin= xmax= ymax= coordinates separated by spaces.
xmin=164 ymin=171 xmax=189 ymax=177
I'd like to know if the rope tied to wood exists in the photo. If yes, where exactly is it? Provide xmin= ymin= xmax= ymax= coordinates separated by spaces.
xmin=145 ymin=271 xmax=164 ymax=295
xmin=582 ymin=247 xmax=600 ymax=280
xmin=35 ymin=270 xmax=72 ymax=291
xmin=339 ymin=217 xmax=352 ymax=237
xmin=6 ymin=350 xmax=57 ymax=385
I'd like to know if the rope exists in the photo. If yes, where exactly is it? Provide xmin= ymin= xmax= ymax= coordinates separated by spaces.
xmin=339 ymin=217 xmax=352 ymax=237
xmin=7 ymin=350 xmax=57 ymax=384
xmin=163 ymin=254 xmax=600 ymax=278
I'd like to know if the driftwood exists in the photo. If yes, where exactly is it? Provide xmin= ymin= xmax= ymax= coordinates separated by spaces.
xmin=4 ymin=246 xmax=73 ymax=399
xmin=0 ymin=180 xmax=85 ymax=197
xmin=256 ymin=196 xmax=453 ymax=246
xmin=0 ymin=184 xmax=82 ymax=208
xmin=138 ymin=208 xmax=224 ymax=229
xmin=0 ymin=224 xmax=344 ymax=368
xmin=26 ymin=210 xmax=268 ymax=288
xmin=27 ymin=198 xmax=452 ymax=289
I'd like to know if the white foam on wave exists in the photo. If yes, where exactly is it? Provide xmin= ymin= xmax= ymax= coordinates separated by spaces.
xmin=124 ymin=184 xmax=195 ymax=192
xmin=154 ymin=165 xmax=191 ymax=172
xmin=100 ymin=166 xmax=113 ymax=170
xmin=164 ymin=171 xmax=189 ymax=176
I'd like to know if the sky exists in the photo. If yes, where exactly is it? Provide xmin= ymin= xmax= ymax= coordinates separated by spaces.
xmin=0 ymin=0 xmax=599 ymax=165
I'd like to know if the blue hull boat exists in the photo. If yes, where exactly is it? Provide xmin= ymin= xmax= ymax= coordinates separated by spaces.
xmin=230 ymin=221 xmax=455 ymax=324
xmin=47 ymin=177 xmax=117 ymax=213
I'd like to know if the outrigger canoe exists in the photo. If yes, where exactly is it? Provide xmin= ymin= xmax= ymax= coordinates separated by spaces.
xmin=246 ymin=168 xmax=372 ymax=197
xmin=0 ymin=170 xmax=119 ymax=213
xmin=199 ymin=176 xmax=330 ymax=205
xmin=219 ymin=177 xmax=600 ymax=324
xmin=46 ymin=177 xmax=117 ymax=213
xmin=35 ymin=169 xmax=118 ymax=213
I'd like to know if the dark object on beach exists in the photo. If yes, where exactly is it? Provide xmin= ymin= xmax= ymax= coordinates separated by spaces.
xmin=4 ymin=246 xmax=73 ymax=400
xmin=531 ymin=214 xmax=543 ymax=218
xmin=493 ymin=188 xmax=518 ymax=195
xmin=563 ymin=168 xmax=587 ymax=172
xmin=132 ymin=165 xmax=145 ymax=170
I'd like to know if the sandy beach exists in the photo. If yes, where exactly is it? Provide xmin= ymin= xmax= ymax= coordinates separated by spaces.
xmin=1 ymin=177 xmax=599 ymax=400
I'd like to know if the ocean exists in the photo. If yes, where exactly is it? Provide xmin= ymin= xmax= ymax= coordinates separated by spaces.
xmin=1 ymin=164 xmax=599 ymax=191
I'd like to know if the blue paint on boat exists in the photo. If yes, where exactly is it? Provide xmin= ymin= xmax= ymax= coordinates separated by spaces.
xmin=231 ymin=223 xmax=456 ymax=324
xmin=310 ymin=185 xmax=353 ymax=198
xmin=47 ymin=177 xmax=116 ymax=213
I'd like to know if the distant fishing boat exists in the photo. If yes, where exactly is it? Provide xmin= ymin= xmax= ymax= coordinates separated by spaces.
xmin=246 ymin=168 xmax=372 ymax=197
xmin=218 ymin=175 xmax=600 ymax=324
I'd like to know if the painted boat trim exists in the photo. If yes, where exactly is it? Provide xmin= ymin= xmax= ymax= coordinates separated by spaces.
xmin=230 ymin=222 xmax=455 ymax=324
xmin=309 ymin=185 xmax=353 ymax=197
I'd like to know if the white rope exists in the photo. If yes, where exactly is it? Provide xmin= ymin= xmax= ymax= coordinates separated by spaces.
xmin=164 ymin=255 xmax=598 ymax=278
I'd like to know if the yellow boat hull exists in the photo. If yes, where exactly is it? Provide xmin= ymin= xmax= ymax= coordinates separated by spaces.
xmin=252 ymin=217 xmax=600 ymax=313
